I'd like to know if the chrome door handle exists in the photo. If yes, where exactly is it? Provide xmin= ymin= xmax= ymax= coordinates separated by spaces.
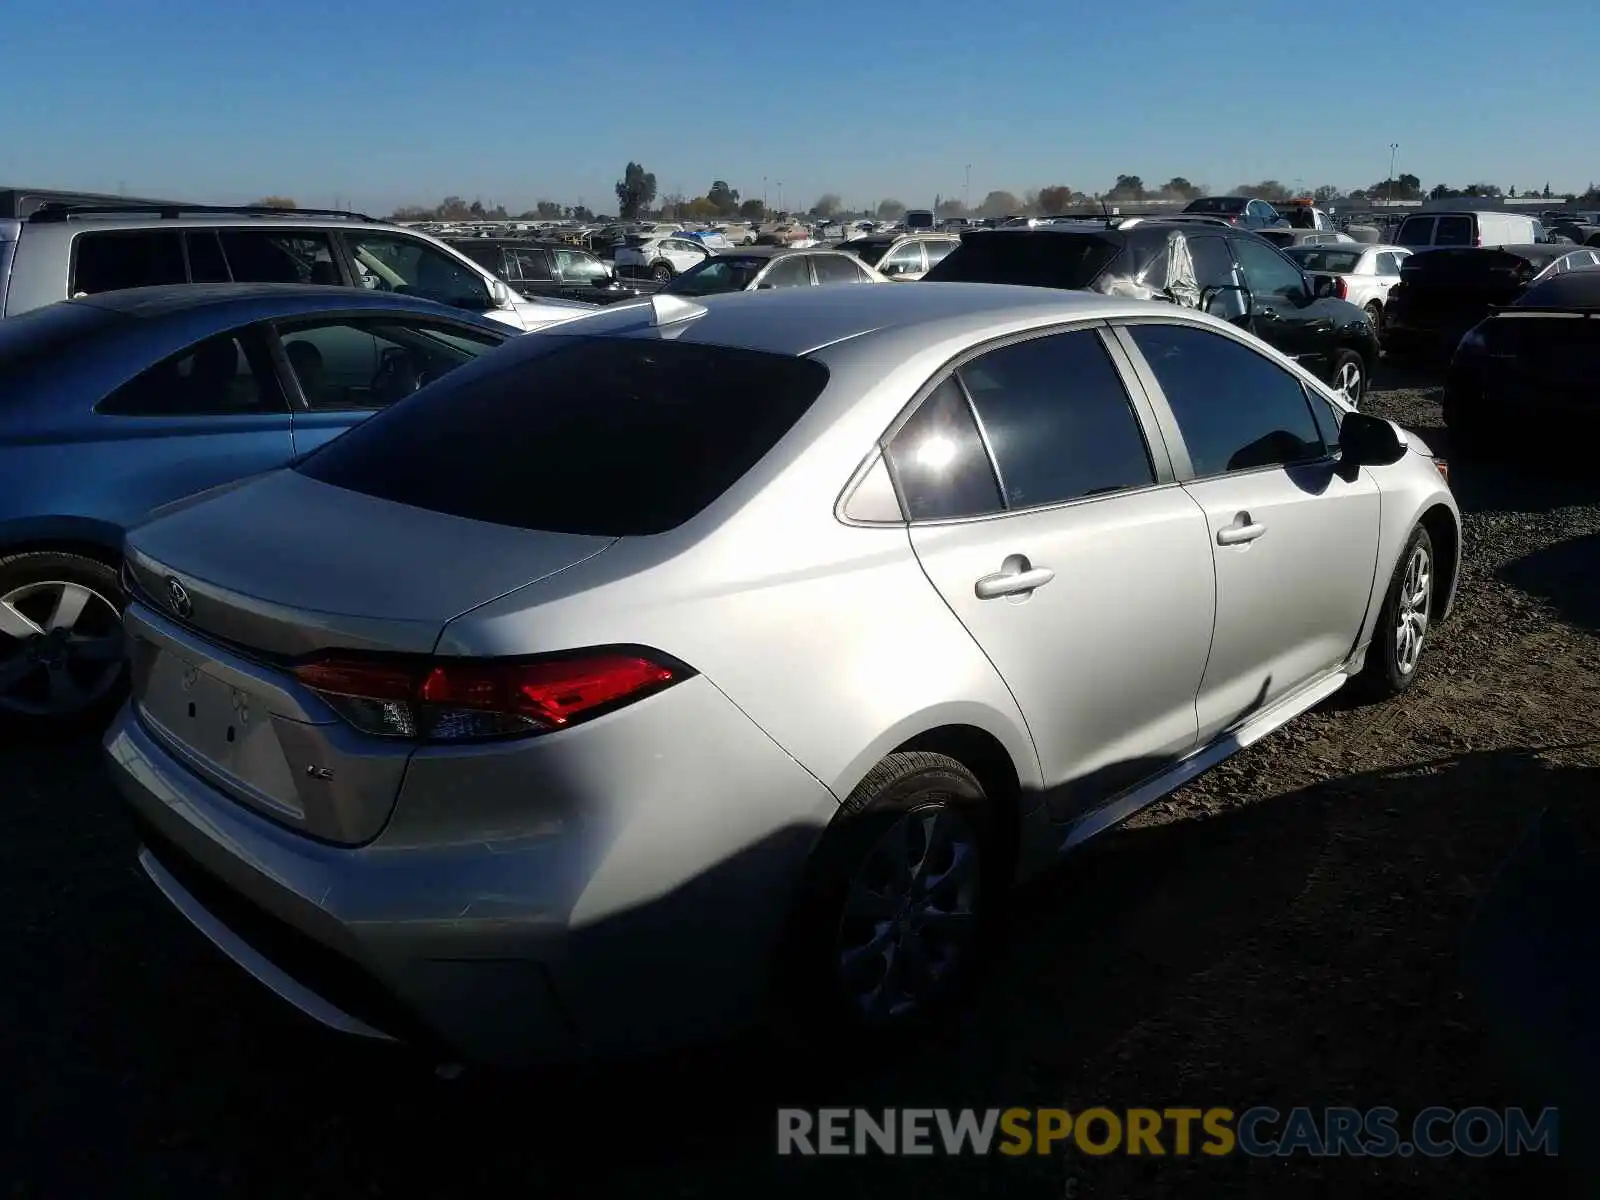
xmin=974 ymin=555 xmax=1056 ymax=600
xmin=1217 ymin=517 xmax=1267 ymax=546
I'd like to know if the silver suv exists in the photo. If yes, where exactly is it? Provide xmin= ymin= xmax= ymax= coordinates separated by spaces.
xmin=0 ymin=193 xmax=597 ymax=331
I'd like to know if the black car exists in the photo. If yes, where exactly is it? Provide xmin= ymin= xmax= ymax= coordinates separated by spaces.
xmin=1444 ymin=266 xmax=1600 ymax=456
xmin=925 ymin=222 xmax=1381 ymax=402
xmin=1382 ymin=245 xmax=1574 ymax=361
xmin=1181 ymin=195 xmax=1288 ymax=231
xmin=444 ymin=238 xmax=640 ymax=305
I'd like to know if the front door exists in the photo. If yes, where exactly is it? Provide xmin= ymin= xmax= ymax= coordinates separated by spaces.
xmin=1120 ymin=320 xmax=1381 ymax=741
xmin=1230 ymin=235 xmax=1333 ymax=375
xmin=893 ymin=328 xmax=1216 ymax=821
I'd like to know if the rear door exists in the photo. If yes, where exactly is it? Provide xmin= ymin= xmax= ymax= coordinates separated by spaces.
xmin=86 ymin=327 xmax=295 ymax=525
xmin=894 ymin=325 xmax=1215 ymax=821
xmin=269 ymin=314 xmax=507 ymax=457
xmin=1117 ymin=320 xmax=1379 ymax=740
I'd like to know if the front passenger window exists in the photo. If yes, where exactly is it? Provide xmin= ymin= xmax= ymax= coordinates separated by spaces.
xmin=1232 ymin=237 xmax=1307 ymax=304
xmin=344 ymin=232 xmax=489 ymax=309
xmin=1127 ymin=323 xmax=1325 ymax=476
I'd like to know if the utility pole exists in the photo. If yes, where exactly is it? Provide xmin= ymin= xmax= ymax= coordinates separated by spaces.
xmin=1387 ymin=143 xmax=1399 ymax=204
xmin=964 ymin=164 xmax=971 ymax=213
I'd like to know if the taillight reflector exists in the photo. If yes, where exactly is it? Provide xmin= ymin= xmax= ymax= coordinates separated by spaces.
xmin=293 ymin=650 xmax=685 ymax=741
xmin=1335 ymin=276 xmax=1348 ymax=300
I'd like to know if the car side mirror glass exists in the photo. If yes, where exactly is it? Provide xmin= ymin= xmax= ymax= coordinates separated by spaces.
xmin=1339 ymin=410 xmax=1407 ymax=468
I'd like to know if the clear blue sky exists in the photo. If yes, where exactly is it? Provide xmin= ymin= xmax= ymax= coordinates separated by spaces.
xmin=5 ymin=0 xmax=1595 ymax=215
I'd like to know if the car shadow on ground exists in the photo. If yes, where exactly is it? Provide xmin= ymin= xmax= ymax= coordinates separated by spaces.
xmin=1499 ymin=531 xmax=1600 ymax=634
xmin=8 ymin=745 xmax=1592 ymax=1196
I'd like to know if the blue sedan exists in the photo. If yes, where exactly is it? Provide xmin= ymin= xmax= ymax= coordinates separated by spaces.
xmin=0 ymin=283 xmax=516 ymax=723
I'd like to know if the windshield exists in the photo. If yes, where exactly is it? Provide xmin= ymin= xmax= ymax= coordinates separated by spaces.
xmin=925 ymin=232 xmax=1122 ymax=289
xmin=1288 ymin=248 xmax=1366 ymax=273
xmin=1184 ymin=197 xmax=1246 ymax=214
xmin=849 ymin=240 xmax=895 ymax=266
xmin=662 ymin=256 xmax=768 ymax=295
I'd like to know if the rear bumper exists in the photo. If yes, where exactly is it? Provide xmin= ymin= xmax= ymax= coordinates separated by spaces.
xmin=105 ymin=673 xmax=840 ymax=1065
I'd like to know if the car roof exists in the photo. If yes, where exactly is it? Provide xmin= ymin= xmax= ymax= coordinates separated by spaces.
xmin=571 ymin=281 xmax=1170 ymax=357
xmin=1515 ymin=265 xmax=1600 ymax=309
xmin=64 ymin=282 xmax=496 ymax=321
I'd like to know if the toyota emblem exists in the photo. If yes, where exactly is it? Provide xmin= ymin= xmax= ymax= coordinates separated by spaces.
xmin=165 ymin=576 xmax=194 ymax=619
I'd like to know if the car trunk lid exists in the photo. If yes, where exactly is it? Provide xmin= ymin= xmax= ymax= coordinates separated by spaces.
xmin=123 ymin=469 xmax=615 ymax=843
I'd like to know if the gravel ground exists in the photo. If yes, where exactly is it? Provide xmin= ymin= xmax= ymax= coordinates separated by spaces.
xmin=5 ymin=365 xmax=1598 ymax=1198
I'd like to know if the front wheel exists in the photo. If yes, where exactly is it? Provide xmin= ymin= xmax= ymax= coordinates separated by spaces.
xmin=650 ymin=261 xmax=674 ymax=283
xmin=1352 ymin=524 xmax=1435 ymax=700
xmin=777 ymin=751 xmax=992 ymax=1049
xmin=1330 ymin=349 xmax=1367 ymax=407
xmin=1364 ymin=301 xmax=1383 ymax=340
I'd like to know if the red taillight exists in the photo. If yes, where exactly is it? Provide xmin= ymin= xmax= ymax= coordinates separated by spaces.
xmin=293 ymin=651 xmax=685 ymax=741
xmin=1335 ymin=276 xmax=1348 ymax=300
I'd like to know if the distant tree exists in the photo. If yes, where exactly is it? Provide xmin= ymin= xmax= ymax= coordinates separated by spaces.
xmin=1313 ymin=185 xmax=1340 ymax=204
xmin=977 ymin=190 xmax=1022 ymax=218
xmin=254 ymin=195 xmax=297 ymax=209
xmin=737 ymin=197 xmax=766 ymax=221
xmin=1036 ymin=185 xmax=1074 ymax=214
xmin=468 ymin=199 xmax=487 ymax=218
xmin=1462 ymin=182 xmax=1502 ymax=198
xmin=615 ymin=161 xmax=658 ymax=219
xmin=1021 ymin=190 xmax=1040 ymax=214
xmin=1581 ymin=183 xmax=1600 ymax=203
xmin=810 ymin=193 xmax=843 ymax=217
xmin=1429 ymin=183 xmax=1458 ymax=200
xmin=534 ymin=199 xmax=563 ymax=219
xmin=1106 ymin=175 xmax=1145 ymax=201
xmin=1346 ymin=189 xmax=1368 ymax=202
xmin=935 ymin=198 xmax=967 ymax=218
xmin=1542 ymin=182 xmax=1553 ymax=199
xmin=707 ymin=180 xmax=740 ymax=217
xmin=389 ymin=204 xmax=433 ymax=221
xmin=682 ymin=196 xmax=719 ymax=219
xmin=876 ymin=198 xmax=906 ymax=220
xmin=570 ymin=205 xmax=594 ymax=222
xmin=1153 ymin=177 xmax=1201 ymax=201
xmin=436 ymin=196 xmax=472 ymax=220
xmin=1508 ymin=185 xmax=1517 ymax=198
xmin=1231 ymin=179 xmax=1290 ymax=201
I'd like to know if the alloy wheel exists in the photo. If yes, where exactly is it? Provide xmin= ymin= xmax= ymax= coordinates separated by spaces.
xmin=1335 ymin=358 xmax=1364 ymax=404
xmin=1394 ymin=544 xmax=1432 ymax=676
xmin=836 ymin=804 xmax=981 ymax=1023
xmin=0 ymin=581 xmax=126 ymax=716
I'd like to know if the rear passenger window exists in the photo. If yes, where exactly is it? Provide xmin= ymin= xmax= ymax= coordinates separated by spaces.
xmin=811 ymin=254 xmax=871 ymax=285
xmin=1435 ymin=216 xmax=1473 ymax=247
xmin=885 ymin=377 xmax=1003 ymax=521
xmin=959 ymin=330 xmax=1155 ymax=508
xmin=220 ymin=230 xmax=339 ymax=285
xmin=1128 ymin=323 xmax=1325 ymax=476
xmin=97 ymin=332 xmax=282 ymax=417
xmin=71 ymin=231 xmax=186 ymax=295
xmin=185 ymin=231 xmax=232 ymax=283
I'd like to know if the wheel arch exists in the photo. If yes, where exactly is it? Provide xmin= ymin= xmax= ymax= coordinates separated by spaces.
xmin=1418 ymin=502 xmax=1460 ymax=623
xmin=0 ymin=517 xmax=125 ymax=569
xmin=888 ymin=723 xmax=1026 ymax=884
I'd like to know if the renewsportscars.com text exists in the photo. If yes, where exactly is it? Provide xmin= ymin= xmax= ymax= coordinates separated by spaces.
xmin=777 ymin=1106 xmax=1559 ymax=1158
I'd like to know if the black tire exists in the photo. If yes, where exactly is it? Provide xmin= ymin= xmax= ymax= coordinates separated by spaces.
xmin=775 ymin=751 xmax=994 ymax=1051
xmin=650 ymin=261 xmax=674 ymax=283
xmin=1352 ymin=524 xmax=1435 ymax=701
xmin=0 ymin=549 xmax=128 ymax=729
xmin=1363 ymin=301 xmax=1383 ymax=340
xmin=1329 ymin=348 xmax=1367 ymax=406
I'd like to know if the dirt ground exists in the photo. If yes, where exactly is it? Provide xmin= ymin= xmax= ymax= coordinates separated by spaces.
xmin=4 ymin=365 xmax=1597 ymax=1198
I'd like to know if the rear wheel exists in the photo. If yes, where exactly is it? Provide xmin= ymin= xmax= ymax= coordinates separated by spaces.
xmin=0 ymin=551 xmax=128 ymax=726
xmin=650 ymin=261 xmax=674 ymax=283
xmin=778 ymin=751 xmax=992 ymax=1049
xmin=1363 ymin=301 xmax=1383 ymax=339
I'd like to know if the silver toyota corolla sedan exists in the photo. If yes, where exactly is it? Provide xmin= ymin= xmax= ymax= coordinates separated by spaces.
xmin=105 ymin=283 xmax=1460 ymax=1065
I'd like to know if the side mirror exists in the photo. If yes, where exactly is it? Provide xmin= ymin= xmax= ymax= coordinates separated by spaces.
xmin=1339 ymin=410 xmax=1407 ymax=467
xmin=487 ymin=278 xmax=514 ymax=308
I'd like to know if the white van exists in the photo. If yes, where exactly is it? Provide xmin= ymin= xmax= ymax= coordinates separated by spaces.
xmin=904 ymin=209 xmax=935 ymax=231
xmin=1395 ymin=209 xmax=1544 ymax=249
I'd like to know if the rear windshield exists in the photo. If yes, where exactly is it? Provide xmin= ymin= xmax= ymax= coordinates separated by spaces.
xmin=1184 ymin=197 xmax=1246 ymax=214
xmin=849 ymin=240 xmax=895 ymax=266
xmin=923 ymin=232 xmax=1122 ymax=290
xmin=296 ymin=335 xmax=830 ymax=537
xmin=1396 ymin=216 xmax=1435 ymax=246
xmin=1288 ymin=248 xmax=1366 ymax=273
xmin=662 ymin=256 xmax=769 ymax=295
